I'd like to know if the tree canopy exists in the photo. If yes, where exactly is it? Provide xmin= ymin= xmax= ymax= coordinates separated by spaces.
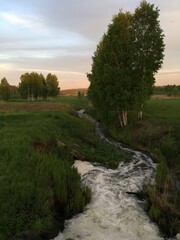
xmin=46 ymin=73 xmax=60 ymax=98
xmin=88 ymin=1 xmax=165 ymax=127
xmin=19 ymin=72 xmax=60 ymax=100
xmin=0 ymin=77 xmax=11 ymax=101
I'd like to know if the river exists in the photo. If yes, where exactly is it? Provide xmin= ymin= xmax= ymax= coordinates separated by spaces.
xmin=53 ymin=110 xmax=179 ymax=240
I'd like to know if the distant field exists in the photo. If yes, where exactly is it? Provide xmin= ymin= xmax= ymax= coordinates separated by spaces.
xmin=60 ymin=89 xmax=178 ymax=98
xmin=151 ymin=94 xmax=177 ymax=99
xmin=144 ymin=98 xmax=180 ymax=125
xmin=60 ymin=88 xmax=87 ymax=96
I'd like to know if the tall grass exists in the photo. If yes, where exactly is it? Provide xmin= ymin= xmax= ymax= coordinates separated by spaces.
xmin=0 ymin=109 xmax=91 ymax=238
xmin=144 ymin=100 xmax=180 ymax=236
xmin=0 ymin=100 xmax=126 ymax=239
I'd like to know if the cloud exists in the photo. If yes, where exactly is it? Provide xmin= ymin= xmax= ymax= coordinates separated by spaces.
xmin=158 ymin=70 xmax=180 ymax=75
xmin=11 ymin=55 xmax=91 ymax=73
xmin=0 ymin=0 xmax=179 ymax=89
xmin=36 ymin=0 xmax=137 ymax=41
xmin=1 ymin=11 xmax=43 ymax=29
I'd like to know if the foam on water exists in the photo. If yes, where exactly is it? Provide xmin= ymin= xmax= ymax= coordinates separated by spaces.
xmin=53 ymin=110 xmax=179 ymax=240
xmin=54 ymin=157 xmax=162 ymax=240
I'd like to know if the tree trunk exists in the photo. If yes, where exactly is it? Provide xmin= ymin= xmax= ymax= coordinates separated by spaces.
xmin=138 ymin=104 xmax=143 ymax=120
xmin=118 ymin=112 xmax=123 ymax=128
xmin=31 ymin=93 xmax=34 ymax=102
xmin=138 ymin=110 xmax=143 ymax=120
xmin=118 ymin=110 xmax=128 ymax=127
xmin=28 ymin=85 xmax=30 ymax=101
xmin=124 ymin=110 xmax=128 ymax=126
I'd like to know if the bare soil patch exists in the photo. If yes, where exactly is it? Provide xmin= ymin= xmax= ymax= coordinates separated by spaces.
xmin=33 ymin=140 xmax=57 ymax=153
xmin=151 ymin=94 xmax=179 ymax=99
xmin=0 ymin=102 xmax=69 ymax=111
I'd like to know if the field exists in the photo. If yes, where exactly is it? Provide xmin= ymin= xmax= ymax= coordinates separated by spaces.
xmin=60 ymin=88 xmax=87 ymax=96
xmin=144 ymin=100 xmax=180 ymax=236
xmin=144 ymin=98 xmax=180 ymax=125
xmin=0 ymin=98 xmax=126 ymax=239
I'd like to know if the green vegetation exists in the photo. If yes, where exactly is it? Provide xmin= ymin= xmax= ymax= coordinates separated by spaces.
xmin=153 ymin=85 xmax=180 ymax=97
xmin=0 ymin=98 xmax=126 ymax=239
xmin=0 ymin=108 xmax=87 ymax=239
xmin=19 ymin=72 xmax=60 ymax=100
xmin=0 ymin=1 xmax=178 ymax=237
xmin=88 ymin=1 xmax=164 ymax=127
xmin=57 ymin=95 xmax=89 ymax=110
xmin=144 ymin=99 xmax=180 ymax=236
xmin=0 ymin=77 xmax=11 ymax=101
xmin=105 ymin=98 xmax=180 ymax=236
xmin=84 ymin=3 xmax=178 ymax=233
xmin=0 ymin=72 xmax=60 ymax=102
xmin=56 ymin=98 xmax=126 ymax=168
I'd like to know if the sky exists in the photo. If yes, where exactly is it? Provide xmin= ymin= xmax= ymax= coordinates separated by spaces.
xmin=0 ymin=0 xmax=179 ymax=89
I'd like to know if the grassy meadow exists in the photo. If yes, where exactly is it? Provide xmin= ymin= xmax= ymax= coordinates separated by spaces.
xmin=108 ymin=98 xmax=180 ymax=236
xmin=0 ymin=98 xmax=126 ymax=239
xmin=144 ymin=99 xmax=180 ymax=236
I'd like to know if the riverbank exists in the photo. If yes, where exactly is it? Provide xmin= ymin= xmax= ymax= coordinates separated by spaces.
xmin=0 ymin=106 xmax=92 ymax=240
xmin=0 ymin=99 xmax=126 ymax=239
xmin=99 ymin=99 xmax=180 ymax=237
xmin=52 ymin=109 xmax=173 ymax=240
xmin=59 ymin=97 xmax=180 ymax=237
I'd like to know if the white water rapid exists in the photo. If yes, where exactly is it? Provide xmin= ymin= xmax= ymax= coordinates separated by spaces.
xmin=53 ymin=110 xmax=179 ymax=240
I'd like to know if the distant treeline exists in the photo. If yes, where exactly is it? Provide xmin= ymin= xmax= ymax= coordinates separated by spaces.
xmin=0 ymin=72 xmax=60 ymax=101
xmin=153 ymin=85 xmax=180 ymax=97
xmin=1 ymin=75 xmax=179 ymax=101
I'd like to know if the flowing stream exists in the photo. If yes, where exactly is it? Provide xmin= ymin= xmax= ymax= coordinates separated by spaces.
xmin=54 ymin=110 xmax=179 ymax=240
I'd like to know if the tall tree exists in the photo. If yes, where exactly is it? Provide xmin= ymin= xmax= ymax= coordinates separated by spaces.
xmin=0 ymin=77 xmax=11 ymax=100
xmin=132 ymin=0 xmax=165 ymax=118
xmin=88 ymin=1 xmax=164 ymax=127
xmin=88 ymin=12 xmax=133 ymax=127
xmin=39 ymin=73 xmax=47 ymax=99
xmin=19 ymin=72 xmax=47 ymax=100
xmin=46 ymin=73 xmax=60 ymax=98
xmin=19 ymin=73 xmax=32 ymax=100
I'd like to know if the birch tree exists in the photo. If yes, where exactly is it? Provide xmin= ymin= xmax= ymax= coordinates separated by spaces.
xmin=19 ymin=72 xmax=49 ymax=100
xmin=132 ymin=1 xmax=165 ymax=119
xmin=46 ymin=73 xmax=60 ymax=98
xmin=88 ymin=1 xmax=164 ymax=127
xmin=88 ymin=12 xmax=133 ymax=127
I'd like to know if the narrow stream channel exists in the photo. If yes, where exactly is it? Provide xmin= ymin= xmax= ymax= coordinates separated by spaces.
xmin=53 ymin=110 xmax=179 ymax=240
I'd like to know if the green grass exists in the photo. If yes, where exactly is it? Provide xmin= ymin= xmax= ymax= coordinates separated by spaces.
xmin=55 ymin=95 xmax=89 ymax=110
xmin=144 ymin=99 xmax=180 ymax=125
xmin=144 ymin=99 xmax=180 ymax=168
xmin=0 ymin=99 xmax=126 ymax=239
xmin=53 ymin=110 xmax=126 ymax=168
xmin=0 ymin=109 xmax=90 ymax=239
xmin=109 ymin=99 xmax=180 ymax=166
